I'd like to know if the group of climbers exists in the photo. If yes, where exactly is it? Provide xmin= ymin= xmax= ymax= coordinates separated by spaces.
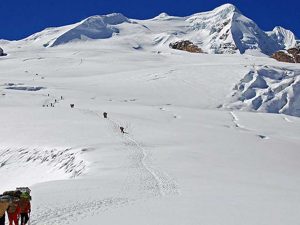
xmin=0 ymin=187 xmax=31 ymax=225
xmin=103 ymin=112 xmax=127 ymax=134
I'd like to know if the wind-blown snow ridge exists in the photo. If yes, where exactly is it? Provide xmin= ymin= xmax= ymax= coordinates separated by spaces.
xmin=224 ymin=65 xmax=300 ymax=117
xmin=50 ymin=13 xmax=129 ymax=47
xmin=0 ymin=147 xmax=86 ymax=179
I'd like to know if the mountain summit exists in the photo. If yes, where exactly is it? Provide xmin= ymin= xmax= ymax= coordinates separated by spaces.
xmin=185 ymin=3 xmax=295 ymax=54
xmin=21 ymin=4 xmax=297 ymax=55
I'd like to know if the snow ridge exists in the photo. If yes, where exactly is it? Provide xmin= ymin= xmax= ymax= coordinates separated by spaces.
xmin=267 ymin=26 xmax=297 ymax=50
xmin=51 ymin=13 xmax=129 ymax=46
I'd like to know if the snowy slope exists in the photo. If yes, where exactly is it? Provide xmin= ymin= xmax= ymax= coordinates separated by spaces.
xmin=1 ymin=38 xmax=300 ymax=225
xmin=1 ymin=4 xmax=300 ymax=225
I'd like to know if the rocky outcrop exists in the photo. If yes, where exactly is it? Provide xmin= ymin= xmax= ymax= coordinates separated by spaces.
xmin=272 ymin=47 xmax=300 ymax=63
xmin=169 ymin=40 xmax=203 ymax=53
xmin=0 ymin=47 xmax=5 ymax=56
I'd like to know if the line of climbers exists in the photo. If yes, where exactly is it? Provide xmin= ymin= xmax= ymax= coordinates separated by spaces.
xmin=103 ymin=112 xmax=127 ymax=134
xmin=0 ymin=187 xmax=31 ymax=225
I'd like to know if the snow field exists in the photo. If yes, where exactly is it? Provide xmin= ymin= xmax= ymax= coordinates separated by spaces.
xmin=1 ymin=17 xmax=300 ymax=224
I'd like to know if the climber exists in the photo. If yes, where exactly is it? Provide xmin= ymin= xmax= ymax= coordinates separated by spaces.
xmin=19 ymin=193 xmax=31 ymax=225
xmin=120 ymin=126 xmax=125 ymax=134
xmin=7 ymin=198 xmax=20 ymax=225
xmin=0 ymin=197 xmax=9 ymax=225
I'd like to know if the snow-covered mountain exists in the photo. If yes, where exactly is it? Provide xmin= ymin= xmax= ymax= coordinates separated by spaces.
xmin=183 ymin=4 xmax=285 ymax=54
xmin=20 ymin=3 xmax=297 ymax=55
xmin=1 ymin=4 xmax=300 ymax=225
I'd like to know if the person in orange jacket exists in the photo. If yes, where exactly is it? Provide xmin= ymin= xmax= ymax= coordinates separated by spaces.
xmin=19 ymin=197 xmax=30 ymax=225
xmin=7 ymin=198 xmax=20 ymax=225
xmin=0 ymin=198 xmax=9 ymax=225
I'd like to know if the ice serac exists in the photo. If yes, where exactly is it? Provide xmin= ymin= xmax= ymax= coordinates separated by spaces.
xmin=51 ymin=13 xmax=129 ymax=47
xmin=224 ymin=66 xmax=300 ymax=117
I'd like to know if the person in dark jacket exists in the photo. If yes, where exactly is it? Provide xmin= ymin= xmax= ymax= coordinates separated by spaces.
xmin=120 ymin=127 xmax=125 ymax=134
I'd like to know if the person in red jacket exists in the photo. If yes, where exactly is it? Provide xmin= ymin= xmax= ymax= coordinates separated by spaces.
xmin=7 ymin=198 xmax=20 ymax=225
xmin=19 ymin=197 xmax=30 ymax=225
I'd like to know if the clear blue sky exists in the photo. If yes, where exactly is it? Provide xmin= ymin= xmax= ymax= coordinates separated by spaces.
xmin=0 ymin=0 xmax=299 ymax=40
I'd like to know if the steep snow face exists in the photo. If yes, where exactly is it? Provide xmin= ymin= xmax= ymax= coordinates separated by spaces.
xmin=224 ymin=66 xmax=300 ymax=116
xmin=51 ymin=13 xmax=129 ymax=46
xmin=267 ymin=26 xmax=297 ymax=50
xmin=230 ymin=13 xmax=282 ymax=55
xmin=186 ymin=3 xmax=282 ymax=54
xmin=185 ymin=4 xmax=239 ymax=53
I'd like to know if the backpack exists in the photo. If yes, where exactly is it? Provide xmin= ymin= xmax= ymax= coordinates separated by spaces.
xmin=3 ymin=191 xmax=21 ymax=199
xmin=7 ymin=202 xmax=19 ymax=214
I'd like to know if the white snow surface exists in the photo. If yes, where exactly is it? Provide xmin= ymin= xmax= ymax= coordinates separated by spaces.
xmin=1 ymin=4 xmax=300 ymax=225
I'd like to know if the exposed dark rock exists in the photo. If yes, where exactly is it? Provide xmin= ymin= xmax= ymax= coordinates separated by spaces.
xmin=0 ymin=47 xmax=5 ymax=56
xmin=169 ymin=40 xmax=203 ymax=53
xmin=271 ymin=46 xmax=300 ymax=63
